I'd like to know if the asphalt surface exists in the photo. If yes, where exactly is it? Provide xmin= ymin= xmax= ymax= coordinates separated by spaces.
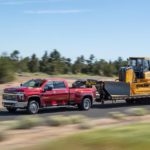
xmin=1 ymin=100 xmax=150 ymax=121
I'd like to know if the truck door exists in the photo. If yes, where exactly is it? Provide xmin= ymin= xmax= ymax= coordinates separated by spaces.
xmin=52 ymin=81 xmax=69 ymax=105
xmin=41 ymin=81 xmax=55 ymax=106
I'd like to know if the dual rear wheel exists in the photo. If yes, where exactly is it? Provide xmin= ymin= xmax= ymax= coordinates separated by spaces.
xmin=78 ymin=97 xmax=92 ymax=111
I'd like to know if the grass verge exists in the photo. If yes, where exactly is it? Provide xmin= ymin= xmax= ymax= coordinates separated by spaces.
xmin=26 ymin=122 xmax=150 ymax=150
xmin=12 ymin=116 xmax=43 ymax=129
xmin=46 ymin=115 xmax=87 ymax=126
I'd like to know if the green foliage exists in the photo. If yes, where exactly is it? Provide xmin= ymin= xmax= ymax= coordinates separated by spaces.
xmin=113 ymin=57 xmax=128 ymax=75
xmin=39 ymin=51 xmax=49 ymax=73
xmin=39 ymin=50 xmax=71 ymax=74
xmin=28 ymin=123 xmax=150 ymax=150
xmin=0 ymin=57 xmax=15 ymax=83
xmin=18 ymin=57 xmax=30 ymax=72
xmin=12 ymin=116 xmax=43 ymax=129
xmin=78 ymin=121 xmax=93 ymax=130
xmin=72 ymin=55 xmax=86 ymax=74
xmin=0 ymin=50 xmax=128 ymax=83
xmin=109 ymin=111 xmax=126 ymax=120
xmin=126 ymin=108 xmax=149 ymax=116
xmin=28 ymin=54 xmax=39 ymax=72
xmin=10 ymin=50 xmax=20 ymax=61
xmin=46 ymin=115 xmax=71 ymax=126
xmin=69 ymin=115 xmax=87 ymax=124
xmin=46 ymin=115 xmax=88 ymax=127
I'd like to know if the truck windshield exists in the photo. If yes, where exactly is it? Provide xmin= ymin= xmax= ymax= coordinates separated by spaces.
xmin=22 ymin=79 xmax=45 ymax=88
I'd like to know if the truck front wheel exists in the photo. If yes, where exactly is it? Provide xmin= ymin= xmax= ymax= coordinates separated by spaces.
xmin=27 ymin=100 xmax=39 ymax=114
xmin=78 ymin=98 xmax=92 ymax=111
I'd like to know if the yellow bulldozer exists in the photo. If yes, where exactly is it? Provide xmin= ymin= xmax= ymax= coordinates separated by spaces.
xmin=72 ymin=57 xmax=150 ymax=104
xmin=119 ymin=57 xmax=150 ymax=95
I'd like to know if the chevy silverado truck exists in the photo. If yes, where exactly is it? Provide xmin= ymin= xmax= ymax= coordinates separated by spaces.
xmin=2 ymin=78 xmax=96 ymax=114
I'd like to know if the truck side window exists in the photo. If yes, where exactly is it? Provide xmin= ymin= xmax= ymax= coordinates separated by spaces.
xmin=44 ymin=81 xmax=54 ymax=90
xmin=53 ymin=81 xmax=66 ymax=89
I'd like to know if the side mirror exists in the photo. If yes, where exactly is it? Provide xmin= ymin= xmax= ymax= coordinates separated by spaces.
xmin=47 ymin=86 xmax=53 ymax=91
xmin=20 ymin=83 xmax=23 ymax=87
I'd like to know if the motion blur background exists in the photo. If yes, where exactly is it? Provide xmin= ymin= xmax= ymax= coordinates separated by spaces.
xmin=0 ymin=0 xmax=150 ymax=150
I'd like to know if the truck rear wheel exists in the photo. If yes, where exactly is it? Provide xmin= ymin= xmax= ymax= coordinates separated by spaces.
xmin=78 ymin=97 xmax=92 ymax=111
xmin=6 ymin=107 xmax=17 ymax=113
xmin=27 ymin=100 xmax=39 ymax=114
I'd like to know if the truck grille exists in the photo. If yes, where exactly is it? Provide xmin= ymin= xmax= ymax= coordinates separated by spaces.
xmin=3 ymin=93 xmax=17 ymax=101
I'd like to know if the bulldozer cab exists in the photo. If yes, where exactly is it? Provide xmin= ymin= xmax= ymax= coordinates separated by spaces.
xmin=128 ymin=57 xmax=150 ymax=78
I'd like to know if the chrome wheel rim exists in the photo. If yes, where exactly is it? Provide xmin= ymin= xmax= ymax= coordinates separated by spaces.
xmin=83 ymin=99 xmax=90 ymax=110
xmin=30 ymin=103 xmax=38 ymax=114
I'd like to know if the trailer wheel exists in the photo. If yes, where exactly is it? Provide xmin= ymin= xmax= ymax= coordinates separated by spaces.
xmin=6 ymin=107 xmax=17 ymax=113
xmin=78 ymin=97 xmax=92 ymax=111
xmin=27 ymin=100 xmax=39 ymax=114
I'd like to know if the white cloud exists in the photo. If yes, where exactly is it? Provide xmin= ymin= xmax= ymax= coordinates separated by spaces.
xmin=0 ymin=0 xmax=64 ymax=5
xmin=24 ymin=9 xmax=90 ymax=14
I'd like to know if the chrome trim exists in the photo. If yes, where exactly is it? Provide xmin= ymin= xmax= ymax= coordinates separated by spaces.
xmin=3 ymin=92 xmax=24 ymax=96
xmin=3 ymin=92 xmax=25 ymax=101
xmin=2 ymin=100 xmax=28 ymax=108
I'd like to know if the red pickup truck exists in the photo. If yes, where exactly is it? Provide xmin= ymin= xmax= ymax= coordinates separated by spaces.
xmin=2 ymin=78 xmax=96 ymax=114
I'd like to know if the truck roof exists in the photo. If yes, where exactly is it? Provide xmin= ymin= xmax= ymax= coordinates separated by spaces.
xmin=31 ymin=78 xmax=66 ymax=81
xmin=46 ymin=78 xmax=67 ymax=81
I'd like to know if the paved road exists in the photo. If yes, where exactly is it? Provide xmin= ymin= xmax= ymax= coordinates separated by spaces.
xmin=1 ymin=100 xmax=150 ymax=121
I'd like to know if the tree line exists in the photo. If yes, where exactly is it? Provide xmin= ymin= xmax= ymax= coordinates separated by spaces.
xmin=0 ymin=49 xmax=127 ymax=83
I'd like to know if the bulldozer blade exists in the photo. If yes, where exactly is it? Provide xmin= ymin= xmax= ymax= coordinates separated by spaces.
xmin=103 ymin=81 xmax=130 ymax=97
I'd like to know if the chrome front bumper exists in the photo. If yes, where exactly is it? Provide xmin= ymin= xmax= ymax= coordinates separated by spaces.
xmin=2 ymin=100 xmax=28 ymax=108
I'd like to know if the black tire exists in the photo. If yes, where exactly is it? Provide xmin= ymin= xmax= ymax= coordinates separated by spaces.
xmin=6 ymin=107 xmax=17 ymax=113
xmin=78 ymin=97 xmax=92 ymax=111
xmin=27 ymin=100 xmax=39 ymax=114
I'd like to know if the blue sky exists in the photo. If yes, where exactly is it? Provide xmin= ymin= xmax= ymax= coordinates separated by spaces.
xmin=0 ymin=0 xmax=150 ymax=61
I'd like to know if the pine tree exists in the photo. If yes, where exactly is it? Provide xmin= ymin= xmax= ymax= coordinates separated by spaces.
xmin=28 ymin=54 xmax=39 ymax=72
